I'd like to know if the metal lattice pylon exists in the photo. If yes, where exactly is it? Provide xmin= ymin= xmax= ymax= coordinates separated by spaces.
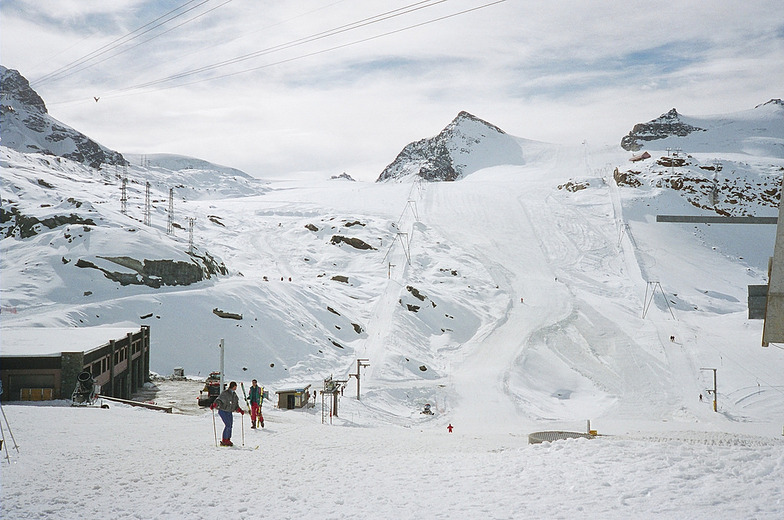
xmin=120 ymin=177 xmax=128 ymax=215
xmin=167 ymin=187 xmax=174 ymax=235
xmin=144 ymin=182 xmax=151 ymax=226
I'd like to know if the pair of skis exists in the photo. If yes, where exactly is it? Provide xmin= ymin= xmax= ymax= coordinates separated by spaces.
xmin=240 ymin=382 xmax=264 ymax=428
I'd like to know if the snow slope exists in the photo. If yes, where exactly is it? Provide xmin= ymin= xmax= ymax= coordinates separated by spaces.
xmin=2 ymin=104 xmax=784 ymax=517
xmin=1 ymin=400 xmax=783 ymax=519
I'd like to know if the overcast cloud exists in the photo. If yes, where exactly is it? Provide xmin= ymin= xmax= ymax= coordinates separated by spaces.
xmin=2 ymin=0 xmax=782 ymax=180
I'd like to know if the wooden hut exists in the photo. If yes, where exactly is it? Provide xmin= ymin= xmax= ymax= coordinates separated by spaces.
xmin=275 ymin=384 xmax=311 ymax=409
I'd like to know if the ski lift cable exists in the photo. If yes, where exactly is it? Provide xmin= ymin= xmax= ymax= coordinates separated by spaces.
xmin=33 ymin=0 xmax=210 ymax=86
xmin=46 ymin=0 xmax=506 ymax=106
xmin=41 ymin=0 xmax=235 ymax=86
xmin=691 ymin=329 xmax=784 ymax=399
xmin=109 ymin=0 xmax=450 ymax=95
xmin=210 ymin=0 xmax=351 ymax=52
xmin=32 ymin=0 xmax=213 ymax=87
xmin=154 ymin=0 xmax=507 ymax=90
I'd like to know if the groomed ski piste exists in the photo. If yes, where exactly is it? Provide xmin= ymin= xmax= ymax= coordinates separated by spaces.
xmin=3 ymin=133 xmax=784 ymax=517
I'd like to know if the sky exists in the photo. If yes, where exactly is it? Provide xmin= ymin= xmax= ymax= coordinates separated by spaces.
xmin=2 ymin=0 xmax=783 ymax=180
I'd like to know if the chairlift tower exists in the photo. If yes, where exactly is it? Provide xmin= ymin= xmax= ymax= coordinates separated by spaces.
xmin=349 ymin=359 xmax=370 ymax=400
xmin=396 ymin=232 xmax=411 ymax=264
xmin=167 ymin=187 xmax=174 ymax=235
xmin=321 ymin=375 xmax=348 ymax=422
xmin=406 ymin=200 xmax=419 ymax=222
xmin=144 ymin=182 xmax=151 ymax=226
xmin=120 ymin=177 xmax=128 ymax=215
xmin=188 ymin=217 xmax=196 ymax=253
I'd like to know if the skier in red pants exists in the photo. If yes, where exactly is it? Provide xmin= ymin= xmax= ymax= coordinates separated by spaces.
xmin=248 ymin=379 xmax=264 ymax=428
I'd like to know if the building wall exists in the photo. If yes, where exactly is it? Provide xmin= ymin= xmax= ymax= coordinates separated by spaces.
xmin=276 ymin=386 xmax=311 ymax=409
xmin=3 ymin=368 xmax=61 ymax=399
xmin=0 ymin=325 xmax=151 ymax=401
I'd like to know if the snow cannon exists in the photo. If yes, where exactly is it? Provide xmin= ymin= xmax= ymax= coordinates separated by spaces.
xmin=71 ymin=371 xmax=98 ymax=405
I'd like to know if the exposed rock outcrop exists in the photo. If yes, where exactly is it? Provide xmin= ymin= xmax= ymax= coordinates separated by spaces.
xmin=0 ymin=65 xmax=126 ymax=168
xmin=620 ymin=108 xmax=706 ymax=151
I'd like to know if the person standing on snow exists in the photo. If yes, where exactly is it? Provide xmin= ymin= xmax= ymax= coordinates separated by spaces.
xmin=248 ymin=379 xmax=263 ymax=429
xmin=211 ymin=381 xmax=244 ymax=446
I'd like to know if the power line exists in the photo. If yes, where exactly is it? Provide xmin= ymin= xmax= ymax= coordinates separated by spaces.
xmin=105 ymin=0 xmax=507 ymax=99
xmin=111 ymin=0 xmax=450 ymax=94
xmin=44 ymin=0 xmax=506 ymax=107
xmin=32 ymin=0 xmax=212 ymax=87
xmin=39 ymin=0 xmax=235 ymax=87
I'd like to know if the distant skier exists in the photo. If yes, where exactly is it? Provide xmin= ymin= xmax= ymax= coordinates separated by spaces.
xmin=211 ymin=381 xmax=244 ymax=446
xmin=248 ymin=379 xmax=263 ymax=429
xmin=447 ymin=423 xmax=453 ymax=433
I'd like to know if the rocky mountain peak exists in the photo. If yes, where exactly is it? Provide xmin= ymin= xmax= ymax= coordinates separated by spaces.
xmin=376 ymin=111 xmax=523 ymax=182
xmin=620 ymin=107 xmax=705 ymax=151
xmin=755 ymin=98 xmax=784 ymax=109
xmin=447 ymin=110 xmax=507 ymax=135
xmin=0 ymin=64 xmax=126 ymax=169
xmin=1 ymin=66 xmax=47 ymax=115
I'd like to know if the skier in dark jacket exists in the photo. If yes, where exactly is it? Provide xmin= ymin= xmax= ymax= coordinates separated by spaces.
xmin=248 ymin=379 xmax=263 ymax=429
xmin=210 ymin=381 xmax=244 ymax=446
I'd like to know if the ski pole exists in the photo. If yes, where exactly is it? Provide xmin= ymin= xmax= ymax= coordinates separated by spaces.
xmin=241 ymin=411 xmax=245 ymax=447
xmin=1 ymin=419 xmax=10 ymax=464
xmin=0 ymin=403 xmax=19 ymax=453
xmin=212 ymin=408 xmax=218 ymax=447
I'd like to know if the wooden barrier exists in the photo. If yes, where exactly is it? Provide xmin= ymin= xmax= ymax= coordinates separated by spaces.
xmin=97 ymin=394 xmax=172 ymax=413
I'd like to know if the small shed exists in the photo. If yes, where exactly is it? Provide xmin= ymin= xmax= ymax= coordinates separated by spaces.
xmin=276 ymin=384 xmax=311 ymax=409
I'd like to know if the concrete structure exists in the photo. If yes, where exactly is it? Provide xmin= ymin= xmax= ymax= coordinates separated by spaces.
xmin=0 ymin=325 xmax=150 ymax=401
xmin=656 ymin=215 xmax=778 ymax=224
xmin=275 ymin=384 xmax=311 ymax=409
xmin=764 ymin=186 xmax=784 ymax=346
xmin=748 ymin=285 xmax=769 ymax=320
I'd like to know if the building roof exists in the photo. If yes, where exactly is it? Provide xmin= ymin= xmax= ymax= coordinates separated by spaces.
xmin=275 ymin=384 xmax=311 ymax=394
xmin=0 ymin=324 xmax=142 ymax=357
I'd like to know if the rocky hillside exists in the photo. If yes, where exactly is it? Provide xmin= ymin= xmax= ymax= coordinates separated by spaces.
xmin=376 ymin=111 xmax=526 ymax=182
xmin=620 ymin=100 xmax=784 ymax=156
xmin=620 ymin=108 xmax=706 ymax=151
xmin=0 ymin=65 xmax=125 ymax=168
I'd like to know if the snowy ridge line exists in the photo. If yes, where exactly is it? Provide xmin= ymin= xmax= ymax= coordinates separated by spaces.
xmin=614 ymin=431 xmax=784 ymax=447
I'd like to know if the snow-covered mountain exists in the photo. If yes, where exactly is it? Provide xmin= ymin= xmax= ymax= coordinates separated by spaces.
xmin=0 ymin=65 xmax=126 ymax=168
xmin=376 ymin=111 xmax=529 ymax=182
xmin=4 ymin=64 xmax=784 ymax=520
xmin=123 ymin=153 xmax=251 ymax=179
xmin=621 ymin=99 xmax=784 ymax=157
xmin=0 ymin=67 xmax=268 ymax=295
xmin=3 ymin=78 xmax=784 ymax=461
